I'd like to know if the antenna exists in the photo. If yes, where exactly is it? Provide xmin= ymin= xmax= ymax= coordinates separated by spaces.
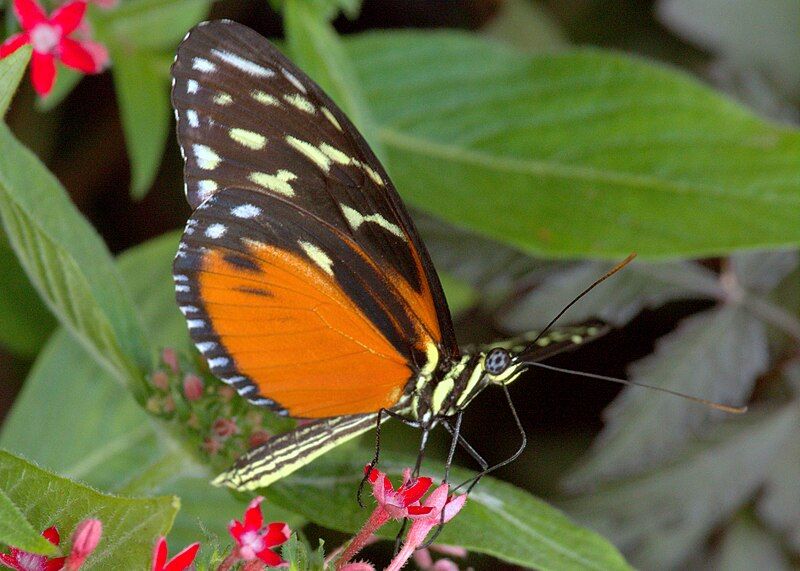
xmin=527 ymin=361 xmax=747 ymax=414
xmin=522 ymin=253 xmax=637 ymax=354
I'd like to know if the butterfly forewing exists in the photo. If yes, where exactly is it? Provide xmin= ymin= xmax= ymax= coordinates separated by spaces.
xmin=172 ymin=21 xmax=458 ymax=417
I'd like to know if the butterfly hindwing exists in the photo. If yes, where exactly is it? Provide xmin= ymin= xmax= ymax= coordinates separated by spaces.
xmin=171 ymin=20 xmax=458 ymax=367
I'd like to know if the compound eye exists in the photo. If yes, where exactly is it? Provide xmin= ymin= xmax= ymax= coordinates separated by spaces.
xmin=485 ymin=348 xmax=511 ymax=375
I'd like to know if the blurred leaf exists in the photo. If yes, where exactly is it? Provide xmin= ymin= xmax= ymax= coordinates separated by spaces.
xmin=730 ymin=249 xmax=799 ymax=293
xmin=0 ymin=233 xmax=55 ymax=356
xmin=271 ymin=0 xmax=362 ymax=20
xmin=717 ymin=513 xmax=792 ymax=571
xmin=267 ymin=451 xmax=632 ymax=571
xmin=284 ymin=0 xmax=381 ymax=158
xmin=91 ymin=0 xmax=211 ymax=197
xmin=0 ymin=46 xmax=30 ymax=117
xmin=280 ymin=535 xmax=325 ymax=571
xmin=0 ymin=450 xmax=179 ymax=569
xmin=37 ymin=67 xmax=82 ymax=112
xmin=0 ymin=122 xmax=150 ymax=388
xmin=500 ymin=260 xmax=720 ymax=331
xmin=758 ymin=404 xmax=800 ymax=551
xmin=561 ymin=404 xmax=798 ymax=569
xmin=438 ymin=272 xmax=477 ymax=316
xmin=0 ymin=232 xmax=301 ymax=547
xmin=482 ymin=0 xmax=567 ymax=52
xmin=565 ymin=306 xmax=766 ymax=489
xmin=0 ymin=487 xmax=60 ymax=556
xmin=658 ymin=0 xmax=800 ymax=96
xmin=347 ymin=32 xmax=800 ymax=259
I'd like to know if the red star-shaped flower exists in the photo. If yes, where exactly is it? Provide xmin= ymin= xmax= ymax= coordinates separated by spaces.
xmin=228 ymin=496 xmax=290 ymax=566
xmin=150 ymin=536 xmax=199 ymax=571
xmin=0 ymin=0 xmax=108 ymax=96
xmin=366 ymin=466 xmax=434 ymax=520
xmin=0 ymin=526 xmax=66 ymax=571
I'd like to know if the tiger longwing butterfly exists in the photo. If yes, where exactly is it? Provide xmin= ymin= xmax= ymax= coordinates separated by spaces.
xmin=171 ymin=21 xmax=627 ymax=491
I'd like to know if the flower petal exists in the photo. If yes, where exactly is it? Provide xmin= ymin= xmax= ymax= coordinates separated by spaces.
xmin=151 ymin=537 xmax=167 ymax=571
xmin=228 ymin=520 xmax=244 ymax=542
xmin=163 ymin=542 xmax=199 ymax=571
xmin=0 ymin=33 xmax=30 ymax=58
xmin=442 ymin=494 xmax=467 ymax=523
xmin=12 ymin=0 xmax=46 ymax=30
xmin=243 ymin=496 xmax=264 ymax=531
xmin=263 ymin=522 xmax=290 ymax=547
xmin=401 ymin=477 xmax=432 ymax=505
xmin=50 ymin=1 xmax=86 ymax=34
xmin=59 ymin=37 xmax=97 ymax=73
xmin=406 ymin=505 xmax=434 ymax=517
xmin=41 ymin=526 xmax=60 ymax=546
xmin=45 ymin=557 xmax=67 ymax=571
xmin=255 ymin=547 xmax=284 ymax=567
xmin=30 ymin=50 xmax=56 ymax=95
xmin=0 ymin=553 xmax=21 ymax=570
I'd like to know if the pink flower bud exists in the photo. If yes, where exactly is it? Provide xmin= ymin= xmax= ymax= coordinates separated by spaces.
xmin=182 ymin=374 xmax=204 ymax=401
xmin=340 ymin=563 xmax=376 ymax=571
xmin=248 ymin=430 xmax=271 ymax=448
xmin=151 ymin=371 xmax=169 ymax=391
xmin=213 ymin=417 xmax=238 ymax=438
xmin=64 ymin=518 xmax=102 ymax=570
xmin=161 ymin=348 xmax=180 ymax=373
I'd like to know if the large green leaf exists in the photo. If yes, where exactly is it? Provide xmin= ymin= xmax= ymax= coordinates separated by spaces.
xmin=267 ymin=452 xmax=632 ymax=571
xmin=0 ymin=487 xmax=60 ymax=556
xmin=346 ymin=32 xmax=800 ymax=259
xmin=0 ymin=46 xmax=29 ymax=117
xmin=561 ymin=404 xmax=798 ymax=569
xmin=0 ymin=450 xmax=179 ymax=569
xmin=0 ymin=110 xmax=150 ymax=390
xmin=564 ymin=306 xmax=767 ymax=489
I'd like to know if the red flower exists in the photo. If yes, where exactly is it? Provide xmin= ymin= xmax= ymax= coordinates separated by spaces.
xmin=0 ymin=0 xmax=108 ymax=96
xmin=228 ymin=496 xmax=290 ymax=566
xmin=151 ymin=537 xmax=199 ymax=571
xmin=63 ymin=519 xmax=102 ymax=571
xmin=365 ymin=466 xmax=434 ymax=520
xmin=0 ymin=526 xmax=66 ymax=571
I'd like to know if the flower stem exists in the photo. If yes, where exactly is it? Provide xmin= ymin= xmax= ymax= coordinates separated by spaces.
xmin=385 ymin=543 xmax=415 ymax=571
xmin=337 ymin=508 xmax=388 ymax=569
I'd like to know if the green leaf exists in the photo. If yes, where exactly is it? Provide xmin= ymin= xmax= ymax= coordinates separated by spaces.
xmin=564 ymin=306 xmax=767 ymax=489
xmin=271 ymin=0 xmax=362 ymax=20
xmin=281 ymin=534 xmax=326 ymax=571
xmin=284 ymin=0 xmax=381 ymax=158
xmin=0 ymin=450 xmax=179 ymax=569
xmin=482 ymin=0 xmax=568 ymax=52
xmin=267 ymin=452 xmax=632 ymax=571
xmin=346 ymin=31 xmax=800 ymax=259
xmin=0 ymin=487 xmax=60 ymax=556
xmin=0 ymin=123 xmax=150 ymax=388
xmin=717 ymin=513 xmax=793 ymax=571
xmin=91 ymin=0 xmax=211 ymax=197
xmin=0 ymin=45 xmax=30 ymax=117
xmin=0 ymin=232 xmax=301 ymax=547
xmin=499 ymin=259 xmax=721 ymax=331
xmin=37 ymin=67 xmax=83 ymax=112
xmin=561 ymin=404 xmax=798 ymax=569
xmin=0 ymin=232 xmax=55 ymax=356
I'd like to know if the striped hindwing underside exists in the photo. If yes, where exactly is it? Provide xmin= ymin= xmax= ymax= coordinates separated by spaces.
xmin=171 ymin=21 xmax=460 ymax=417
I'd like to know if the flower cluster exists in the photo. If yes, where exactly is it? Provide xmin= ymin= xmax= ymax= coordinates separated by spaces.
xmin=335 ymin=466 xmax=467 ymax=571
xmin=147 ymin=348 xmax=295 ymax=470
xmin=1 ymin=498 xmax=290 ymax=571
xmin=0 ymin=0 xmax=109 ymax=96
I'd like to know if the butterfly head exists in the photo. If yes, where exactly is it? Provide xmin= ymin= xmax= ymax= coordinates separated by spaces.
xmin=483 ymin=347 xmax=526 ymax=385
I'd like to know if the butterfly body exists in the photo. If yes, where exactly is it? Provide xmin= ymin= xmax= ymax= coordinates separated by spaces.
xmin=171 ymin=20 xmax=608 ymax=491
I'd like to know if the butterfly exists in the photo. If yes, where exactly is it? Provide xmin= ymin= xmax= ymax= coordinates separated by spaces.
xmin=171 ymin=20 xmax=613 ymax=492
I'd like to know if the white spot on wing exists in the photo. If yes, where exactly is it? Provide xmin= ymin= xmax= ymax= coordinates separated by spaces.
xmin=205 ymin=223 xmax=227 ymax=239
xmin=196 ymin=180 xmax=218 ymax=201
xmin=298 ymin=240 xmax=334 ymax=275
xmin=186 ymin=110 xmax=199 ymax=128
xmin=175 ymin=285 xmax=190 ymax=292
xmin=321 ymin=107 xmax=342 ymax=131
xmin=180 ymin=306 xmax=199 ymax=315
xmin=208 ymin=357 xmax=229 ymax=369
xmin=174 ymin=275 xmax=189 ymax=282
xmin=211 ymin=48 xmax=274 ymax=77
xmin=213 ymin=92 xmax=233 ymax=106
xmin=192 ymin=144 xmax=221 ymax=170
xmin=187 ymin=319 xmax=205 ymax=329
xmin=281 ymin=68 xmax=307 ymax=93
xmin=196 ymin=341 xmax=216 ymax=353
xmin=192 ymin=58 xmax=216 ymax=72
xmin=231 ymin=204 xmax=262 ymax=219
xmin=341 ymin=205 xmax=404 ymax=238
xmin=187 ymin=79 xmax=199 ymax=94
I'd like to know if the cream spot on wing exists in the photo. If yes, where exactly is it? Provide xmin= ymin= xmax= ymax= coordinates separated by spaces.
xmin=298 ymin=240 xmax=334 ymax=275
xmin=213 ymin=92 xmax=233 ymax=106
xmin=321 ymin=107 xmax=342 ymax=131
xmin=282 ymin=93 xmax=315 ymax=114
xmin=286 ymin=136 xmax=331 ymax=172
xmin=252 ymin=90 xmax=279 ymax=106
xmin=248 ymin=170 xmax=298 ymax=197
xmin=210 ymin=49 xmax=274 ymax=77
xmin=363 ymin=164 xmax=384 ymax=186
xmin=341 ymin=204 xmax=404 ymax=238
xmin=205 ymin=223 xmax=227 ymax=239
xmin=193 ymin=145 xmax=220 ymax=170
xmin=319 ymin=143 xmax=352 ymax=165
xmin=192 ymin=58 xmax=215 ymax=72
xmin=281 ymin=67 xmax=307 ymax=93
xmin=229 ymin=128 xmax=266 ymax=150
xmin=197 ymin=180 xmax=218 ymax=200
xmin=231 ymin=204 xmax=262 ymax=219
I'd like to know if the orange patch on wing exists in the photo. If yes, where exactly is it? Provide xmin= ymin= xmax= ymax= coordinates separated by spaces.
xmin=198 ymin=244 xmax=411 ymax=418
